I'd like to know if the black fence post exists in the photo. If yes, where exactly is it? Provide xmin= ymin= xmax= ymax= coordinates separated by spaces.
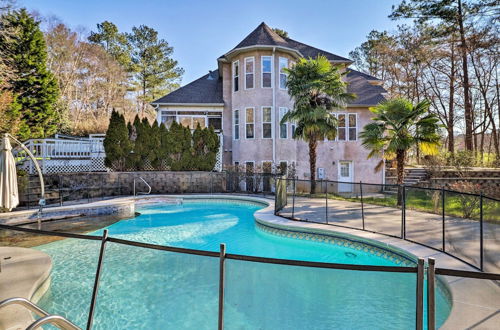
xmin=218 ymin=243 xmax=226 ymax=330
xmin=210 ymin=173 xmax=213 ymax=194
xmin=442 ymin=187 xmax=445 ymax=252
xmin=59 ymin=174 xmax=63 ymax=206
xmin=325 ymin=180 xmax=328 ymax=224
xmin=360 ymin=181 xmax=365 ymax=230
xmin=292 ymin=177 xmax=296 ymax=219
xmin=87 ymin=229 xmax=108 ymax=330
xmin=479 ymin=193 xmax=484 ymax=271
xmin=401 ymin=185 xmax=406 ymax=239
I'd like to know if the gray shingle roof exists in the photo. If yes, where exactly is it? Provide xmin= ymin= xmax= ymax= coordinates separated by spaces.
xmin=222 ymin=22 xmax=352 ymax=63
xmin=151 ymin=69 xmax=223 ymax=105
xmin=233 ymin=22 xmax=290 ymax=49
xmin=345 ymin=69 xmax=386 ymax=106
xmin=283 ymin=37 xmax=352 ymax=62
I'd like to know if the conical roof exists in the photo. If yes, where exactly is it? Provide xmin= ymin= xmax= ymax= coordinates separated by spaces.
xmin=222 ymin=22 xmax=352 ymax=63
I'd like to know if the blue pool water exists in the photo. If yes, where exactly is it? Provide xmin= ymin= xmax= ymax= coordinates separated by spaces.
xmin=36 ymin=199 xmax=451 ymax=329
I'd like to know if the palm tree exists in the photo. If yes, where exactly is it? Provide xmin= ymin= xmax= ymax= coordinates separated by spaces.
xmin=359 ymin=98 xmax=441 ymax=204
xmin=282 ymin=56 xmax=354 ymax=192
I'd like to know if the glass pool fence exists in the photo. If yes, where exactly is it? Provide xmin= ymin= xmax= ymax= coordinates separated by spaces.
xmin=1 ymin=223 xmax=499 ymax=330
xmin=274 ymin=178 xmax=500 ymax=274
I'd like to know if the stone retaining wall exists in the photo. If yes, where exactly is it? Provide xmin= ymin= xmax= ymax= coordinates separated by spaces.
xmin=18 ymin=171 xmax=227 ymax=205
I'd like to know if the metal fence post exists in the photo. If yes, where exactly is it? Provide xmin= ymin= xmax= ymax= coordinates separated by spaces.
xmin=87 ymin=229 xmax=108 ymax=330
xmin=218 ymin=243 xmax=226 ymax=330
xmin=480 ymin=193 xmax=484 ymax=271
xmin=59 ymin=174 xmax=63 ymax=206
xmin=401 ymin=185 xmax=406 ymax=239
xmin=442 ymin=187 xmax=445 ymax=252
xmin=292 ymin=177 xmax=296 ymax=219
xmin=427 ymin=258 xmax=436 ymax=330
xmin=416 ymin=258 xmax=424 ymax=330
xmin=360 ymin=181 xmax=365 ymax=230
xmin=325 ymin=180 xmax=328 ymax=224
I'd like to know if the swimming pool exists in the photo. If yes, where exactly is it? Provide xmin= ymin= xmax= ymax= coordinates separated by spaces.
xmin=36 ymin=198 xmax=451 ymax=329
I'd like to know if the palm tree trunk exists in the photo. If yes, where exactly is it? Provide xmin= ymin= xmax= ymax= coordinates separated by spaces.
xmin=396 ymin=149 xmax=406 ymax=206
xmin=308 ymin=138 xmax=317 ymax=193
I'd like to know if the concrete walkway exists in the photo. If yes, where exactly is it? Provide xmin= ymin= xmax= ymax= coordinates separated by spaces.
xmin=279 ymin=196 xmax=500 ymax=273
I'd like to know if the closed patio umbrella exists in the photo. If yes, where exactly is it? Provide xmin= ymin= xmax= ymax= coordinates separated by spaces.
xmin=0 ymin=134 xmax=19 ymax=211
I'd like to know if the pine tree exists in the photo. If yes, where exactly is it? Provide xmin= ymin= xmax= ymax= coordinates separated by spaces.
xmin=103 ymin=110 xmax=131 ymax=171
xmin=1 ymin=9 xmax=60 ymax=139
xmin=127 ymin=25 xmax=184 ymax=115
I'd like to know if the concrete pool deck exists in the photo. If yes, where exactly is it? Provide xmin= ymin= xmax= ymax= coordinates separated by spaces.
xmin=0 ymin=247 xmax=52 ymax=330
xmin=0 ymin=194 xmax=498 ymax=329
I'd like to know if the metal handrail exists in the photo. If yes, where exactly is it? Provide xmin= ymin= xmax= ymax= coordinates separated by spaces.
xmin=0 ymin=297 xmax=80 ymax=330
xmin=133 ymin=177 xmax=152 ymax=196
xmin=27 ymin=315 xmax=80 ymax=330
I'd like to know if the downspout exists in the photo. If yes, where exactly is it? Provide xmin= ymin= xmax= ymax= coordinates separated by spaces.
xmin=272 ymin=47 xmax=276 ymax=165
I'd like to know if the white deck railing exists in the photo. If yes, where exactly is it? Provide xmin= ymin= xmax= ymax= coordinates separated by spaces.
xmin=16 ymin=133 xmax=223 ymax=173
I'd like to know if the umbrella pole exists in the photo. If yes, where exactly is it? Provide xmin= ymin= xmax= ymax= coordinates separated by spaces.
xmin=5 ymin=134 xmax=46 ymax=228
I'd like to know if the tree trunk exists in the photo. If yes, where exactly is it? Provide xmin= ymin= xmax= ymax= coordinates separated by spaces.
xmin=396 ymin=149 xmax=405 ymax=206
xmin=448 ymin=42 xmax=456 ymax=153
xmin=458 ymin=0 xmax=473 ymax=151
xmin=308 ymin=138 xmax=317 ymax=194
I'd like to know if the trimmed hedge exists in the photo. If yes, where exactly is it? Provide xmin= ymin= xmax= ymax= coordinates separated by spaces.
xmin=104 ymin=111 xmax=220 ymax=171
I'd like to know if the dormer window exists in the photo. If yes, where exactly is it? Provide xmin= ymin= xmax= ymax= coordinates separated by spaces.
xmin=233 ymin=60 xmax=239 ymax=92
xmin=245 ymin=57 xmax=254 ymax=89
xmin=279 ymin=57 xmax=288 ymax=89
xmin=262 ymin=56 xmax=272 ymax=88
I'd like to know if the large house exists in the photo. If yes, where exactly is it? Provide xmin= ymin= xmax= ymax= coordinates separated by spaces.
xmin=152 ymin=23 xmax=387 ymax=187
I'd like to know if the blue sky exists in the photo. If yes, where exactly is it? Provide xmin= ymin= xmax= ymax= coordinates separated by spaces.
xmin=21 ymin=0 xmax=403 ymax=85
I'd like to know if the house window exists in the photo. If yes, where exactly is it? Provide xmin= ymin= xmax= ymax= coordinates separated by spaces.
xmin=279 ymin=107 xmax=288 ymax=139
xmin=233 ymin=60 xmax=239 ymax=92
xmin=262 ymin=161 xmax=272 ymax=173
xmin=291 ymin=123 xmax=296 ymax=138
xmin=178 ymin=116 xmax=206 ymax=129
xmin=233 ymin=109 xmax=239 ymax=140
xmin=160 ymin=111 xmax=176 ymax=128
xmin=262 ymin=56 xmax=272 ymax=88
xmin=208 ymin=116 xmax=222 ymax=130
xmin=338 ymin=114 xmax=346 ymax=141
xmin=262 ymin=107 xmax=272 ymax=139
xmin=348 ymin=114 xmax=357 ymax=141
xmin=279 ymin=57 xmax=288 ymax=89
xmin=245 ymin=57 xmax=254 ymax=89
xmin=245 ymin=107 xmax=254 ymax=139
